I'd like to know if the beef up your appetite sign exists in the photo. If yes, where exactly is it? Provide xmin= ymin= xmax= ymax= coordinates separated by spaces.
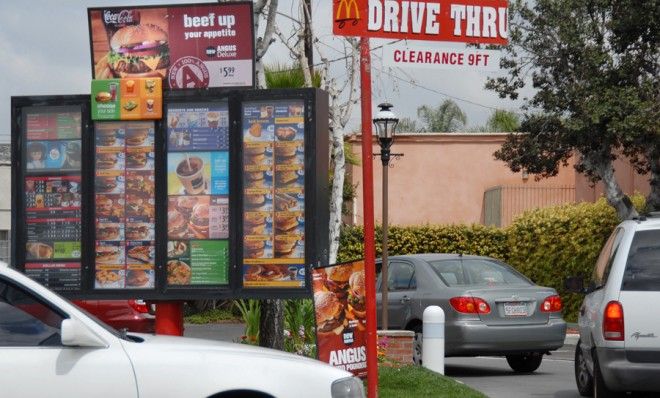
xmin=334 ymin=0 xmax=508 ymax=45
xmin=89 ymin=2 xmax=254 ymax=89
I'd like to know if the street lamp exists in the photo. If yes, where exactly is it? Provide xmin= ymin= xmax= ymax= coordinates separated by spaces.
xmin=373 ymin=102 xmax=398 ymax=330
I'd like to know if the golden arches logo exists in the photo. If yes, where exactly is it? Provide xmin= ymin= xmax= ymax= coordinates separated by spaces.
xmin=336 ymin=0 xmax=360 ymax=28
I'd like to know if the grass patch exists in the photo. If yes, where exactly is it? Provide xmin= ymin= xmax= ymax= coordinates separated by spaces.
xmin=184 ymin=308 xmax=239 ymax=324
xmin=378 ymin=365 xmax=486 ymax=398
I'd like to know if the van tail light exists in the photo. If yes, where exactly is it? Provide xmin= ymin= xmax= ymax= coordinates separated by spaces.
xmin=450 ymin=297 xmax=491 ymax=314
xmin=129 ymin=299 xmax=149 ymax=314
xmin=603 ymin=301 xmax=624 ymax=341
xmin=541 ymin=295 xmax=563 ymax=312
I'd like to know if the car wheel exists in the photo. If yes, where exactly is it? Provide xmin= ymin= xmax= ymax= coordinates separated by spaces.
xmin=593 ymin=354 xmax=621 ymax=398
xmin=412 ymin=324 xmax=423 ymax=366
xmin=506 ymin=353 xmax=543 ymax=373
xmin=574 ymin=342 xmax=594 ymax=396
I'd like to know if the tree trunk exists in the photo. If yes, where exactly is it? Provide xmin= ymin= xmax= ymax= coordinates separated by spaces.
xmin=258 ymin=299 xmax=284 ymax=349
xmin=584 ymin=153 xmax=638 ymax=220
xmin=329 ymin=113 xmax=346 ymax=264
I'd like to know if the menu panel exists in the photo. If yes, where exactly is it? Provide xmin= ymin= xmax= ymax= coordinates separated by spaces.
xmin=241 ymin=100 xmax=306 ymax=288
xmin=22 ymin=107 xmax=82 ymax=291
xmin=166 ymin=104 xmax=230 ymax=286
xmin=94 ymin=121 xmax=156 ymax=289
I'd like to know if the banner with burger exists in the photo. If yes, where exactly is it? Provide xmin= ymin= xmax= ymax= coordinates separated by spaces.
xmin=312 ymin=260 xmax=367 ymax=378
xmin=88 ymin=3 xmax=254 ymax=89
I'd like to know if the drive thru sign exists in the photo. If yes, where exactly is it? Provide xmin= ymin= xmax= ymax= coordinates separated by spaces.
xmin=333 ymin=0 xmax=508 ymax=45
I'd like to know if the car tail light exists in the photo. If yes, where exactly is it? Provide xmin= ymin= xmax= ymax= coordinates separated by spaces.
xmin=603 ymin=301 xmax=624 ymax=341
xmin=129 ymin=299 xmax=149 ymax=314
xmin=541 ymin=295 xmax=563 ymax=312
xmin=450 ymin=296 xmax=491 ymax=314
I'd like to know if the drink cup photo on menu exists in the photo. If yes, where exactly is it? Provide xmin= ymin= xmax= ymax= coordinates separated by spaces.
xmin=168 ymin=152 xmax=211 ymax=195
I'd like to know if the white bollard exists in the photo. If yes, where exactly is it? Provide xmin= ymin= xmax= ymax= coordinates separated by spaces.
xmin=423 ymin=305 xmax=445 ymax=375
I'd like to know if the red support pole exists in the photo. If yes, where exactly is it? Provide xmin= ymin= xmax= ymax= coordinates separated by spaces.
xmin=359 ymin=37 xmax=379 ymax=398
xmin=155 ymin=301 xmax=184 ymax=336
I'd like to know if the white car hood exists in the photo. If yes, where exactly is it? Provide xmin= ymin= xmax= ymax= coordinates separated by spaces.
xmin=121 ymin=334 xmax=351 ymax=398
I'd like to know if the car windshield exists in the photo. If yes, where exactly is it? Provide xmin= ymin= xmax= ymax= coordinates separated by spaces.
xmin=622 ymin=229 xmax=660 ymax=291
xmin=428 ymin=258 xmax=532 ymax=287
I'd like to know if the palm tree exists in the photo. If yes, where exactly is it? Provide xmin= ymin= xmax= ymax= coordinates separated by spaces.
xmin=417 ymin=99 xmax=467 ymax=132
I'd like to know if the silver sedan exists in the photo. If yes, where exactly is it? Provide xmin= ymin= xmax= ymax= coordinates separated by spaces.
xmin=376 ymin=253 xmax=566 ymax=372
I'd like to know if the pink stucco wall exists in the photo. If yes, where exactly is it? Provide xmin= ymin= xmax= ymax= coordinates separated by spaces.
xmin=575 ymin=156 xmax=651 ymax=202
xmin=347 ymin=133 xmax=577 ymax=226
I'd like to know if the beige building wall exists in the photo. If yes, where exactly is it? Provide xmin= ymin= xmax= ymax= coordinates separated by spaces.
xmin=347 ymin=133 xmax=576 ymax=226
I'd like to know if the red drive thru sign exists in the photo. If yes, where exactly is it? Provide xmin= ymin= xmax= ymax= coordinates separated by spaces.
xmin=333 ymin=0 xmax=508 ymax=45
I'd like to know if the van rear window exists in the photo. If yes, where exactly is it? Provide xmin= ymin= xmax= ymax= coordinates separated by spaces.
xmin=622 ymin=230 xmax=660 ymax=291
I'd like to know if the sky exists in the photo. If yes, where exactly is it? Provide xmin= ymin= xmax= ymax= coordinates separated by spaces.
xmin=0 ymin=0 xmax=530 ymax=143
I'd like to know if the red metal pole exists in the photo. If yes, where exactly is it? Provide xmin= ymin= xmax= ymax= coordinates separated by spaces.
xmin=359 ymin=37 xmax=378 ymax=398
xmin=155 ymin=301 xmax=184 ymax=336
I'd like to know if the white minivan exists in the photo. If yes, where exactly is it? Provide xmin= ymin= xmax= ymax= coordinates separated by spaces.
xmin=567 ymin=213 xmax=660 ymax=397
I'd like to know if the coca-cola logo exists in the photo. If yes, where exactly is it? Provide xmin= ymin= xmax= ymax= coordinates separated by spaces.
xmin=103 ymin=9 xmax=138 ymax=25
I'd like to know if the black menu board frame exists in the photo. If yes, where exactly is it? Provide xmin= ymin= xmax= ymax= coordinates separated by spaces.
xmin=11 ymin=88 xmax=328 ymax=300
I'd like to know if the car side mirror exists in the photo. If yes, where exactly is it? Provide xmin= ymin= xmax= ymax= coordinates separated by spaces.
xmin=564 ymin=276 xmax=585 ymax=294
xmin=61 ymin=318 xmax=107 ymax=347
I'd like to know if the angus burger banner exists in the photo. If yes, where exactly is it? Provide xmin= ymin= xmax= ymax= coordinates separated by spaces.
xmin=313 ymin=260 xmax=367 ymax=377
xmin=88 ymin=2 xmax=254 ymax=89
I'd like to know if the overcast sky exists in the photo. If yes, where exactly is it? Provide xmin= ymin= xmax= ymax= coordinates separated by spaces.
xmin=0 ymin=0 xmax=529 ymax=142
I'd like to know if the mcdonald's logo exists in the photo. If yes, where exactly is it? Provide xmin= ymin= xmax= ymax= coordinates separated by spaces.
xmin=335 ymin=0 xmax=360 ymax=28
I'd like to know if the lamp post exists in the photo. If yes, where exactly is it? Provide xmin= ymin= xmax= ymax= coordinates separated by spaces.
xmin=373 ymin=103 xmax=399 ymax=330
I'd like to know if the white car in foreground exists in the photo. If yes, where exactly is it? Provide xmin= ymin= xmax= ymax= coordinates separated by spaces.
xmin=0 ymin=263 xmax=364 ymax=398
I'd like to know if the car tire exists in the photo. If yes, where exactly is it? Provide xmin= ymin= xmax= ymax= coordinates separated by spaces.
xmin=506 ymin=353 xmax=543 ymax=373
xmin=593 ymin=354 xmax=621 ymax=398
xmin=411 ymin=324 xmax=423 ymax=366
xmin=574 ymin=341 xmax=594 ymax=396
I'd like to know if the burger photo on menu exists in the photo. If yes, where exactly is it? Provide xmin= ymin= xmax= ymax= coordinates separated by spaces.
xmin=314 ymin=290 xmax=348 ymax=337
xmin=347 ymin=271 xmax=366 ymax=321
xmin=244 ymin=145 xmax=267 ymax=165
xmin=274 ymin=144 xmax=299 ymax=164
xmin=273 ymin=236 xmax=298 ymax=258
xmin=125 ymin=127 xmax=150 ymax=146
xmin=244 ymin=239 xmax=266 ymax=258
xmin=126 ymin=173 xmax=154 ymax=196
xmin=175 ymin=196 xmax=198 ymax=218
xmin=245 ymin=193 xmax=266 ymax=209
xmin=96 ymin=195 xmax=124 ymax=218
xmin=276 ymin=170 xmax=300 ymax=187
xmin=167 ymin=208 xmax=189 ymax=239
xmin=274 ymin=193 xmax=298 ymax=211
xmin=125 ymin=151 xmax=149 ymax=169
xmin=126 ymin=195 xmax=154 ymax=219
xmin=323 ymin=266 xmax=352 ymax=298
xmin=96 ymin=152 xmax=120 ymax=170
xmin=244 ymin=212 xmax=267 ymax=235
xmin=96 ymin=245 xmax=122 ymax=264
xmin=95 ymin=176 xmax=121 ymax=194
xmin=244 ymin=171 xmax=267 ymax=189
xmin=107 ymin=24 xmax=170 ymax=78
xmin=126 ymin=223 xmax=153 ymax=241
xmin=126 ymin=269 xmax=152 ymax=288
xmin=96 ymin=126 xmax=121 ymax=147
xmin=96 ymin=223 xmax=122 ymax=241
xmin=274 ymin=213 xmax=299 ymax=234
xmin=244 ymin=264 xmax=287 ymax=281
xmin=188 ymin=203 xmax=209 ymax=239
xmin=275 ymin=126 xmax=298 ymax=141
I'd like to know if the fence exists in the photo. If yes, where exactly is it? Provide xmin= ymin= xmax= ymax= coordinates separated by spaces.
xmin=483 ymin=185 xmax=576 ymax=227
xmin=0 ymin=240 xmax=10 ymax=264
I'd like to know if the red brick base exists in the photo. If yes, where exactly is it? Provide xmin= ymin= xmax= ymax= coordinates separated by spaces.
xmin=377 ymin=330 xmax=414 ymax=366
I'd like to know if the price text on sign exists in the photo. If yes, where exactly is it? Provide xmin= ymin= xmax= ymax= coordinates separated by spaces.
xmin=333 ymin=0 xmax=508 ymax=45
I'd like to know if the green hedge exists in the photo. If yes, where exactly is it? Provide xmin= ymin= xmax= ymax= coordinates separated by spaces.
xmin=338 ymin=197 xmax=645 ymax=322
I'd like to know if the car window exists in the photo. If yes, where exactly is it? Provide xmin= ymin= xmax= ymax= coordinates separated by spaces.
xmin=428 ymin=258 xmax=531 ymax=287
xmin=593 ymin=228 xmax=623 ymax=287
xmin=0 ymin=278 xmax=65 ymax=347
xmin=622 ymin=230 xmax=660 ymax=291
xmin=387 ymin=262 xmax=415 ymax=291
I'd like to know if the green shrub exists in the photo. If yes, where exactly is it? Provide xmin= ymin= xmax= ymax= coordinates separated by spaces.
xmin=338 ymin=196 xmax=646 ymax=322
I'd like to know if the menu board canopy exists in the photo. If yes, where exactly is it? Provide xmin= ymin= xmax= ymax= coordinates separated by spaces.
xmin=11 ymin=88 xmax=328 ymax=300
xmin=88 ymin=2 xmax=255 ymax=90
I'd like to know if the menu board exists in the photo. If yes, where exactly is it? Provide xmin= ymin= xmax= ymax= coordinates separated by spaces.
xmin=166 ymin=104 xmax=230 ymax=286
xmin=94 ymin=121 xmax=156 ymax=289
xmin=241 ymin=100 xmax=306 ymax=288
xmin=22 ymin=107 xmax=82 ymax=291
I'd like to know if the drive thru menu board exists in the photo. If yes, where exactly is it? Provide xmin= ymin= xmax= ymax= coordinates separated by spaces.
xmin=166 ymin=103 xmax=230 ymax=286
xmin=242 ymin=100 xmax=306 ymax=288
xmin=94 ymin=121 xmax=156 ymax=289
xmin=22 ymin=107 xmax=83 ymax=291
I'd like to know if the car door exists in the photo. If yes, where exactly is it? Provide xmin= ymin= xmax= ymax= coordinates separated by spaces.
xmin=0 ymin=277 xmax=137 ymax=398
xmin=376 ymin=261 xmax=416 ymax=329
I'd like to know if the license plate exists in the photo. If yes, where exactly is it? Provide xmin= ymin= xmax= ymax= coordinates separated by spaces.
xmin=504 ymin=303 xmax=528 ymax=317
